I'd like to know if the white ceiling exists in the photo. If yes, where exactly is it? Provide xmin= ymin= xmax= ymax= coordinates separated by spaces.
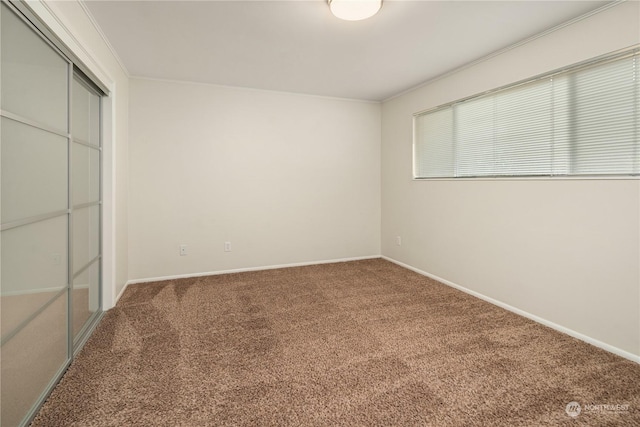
xmin=84 ymin=0 xmax=611 ymax=101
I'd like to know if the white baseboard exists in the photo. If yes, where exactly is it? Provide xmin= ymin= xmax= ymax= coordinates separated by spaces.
xmin=114 ymin=279 xmax=130 ymax=305
xmin=381 ymin=256 xmax=640 ymax=364
xmin=125 ymin=255 xmax=381 ymax=286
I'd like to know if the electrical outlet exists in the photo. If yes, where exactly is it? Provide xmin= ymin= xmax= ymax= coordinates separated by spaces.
xmin=224 ymin=241 xmax=231 ymax=252
xmin=396 ymin=236 xmax=402 ymax=246
xmin=179 ymin=245 xmax=188 ymax=256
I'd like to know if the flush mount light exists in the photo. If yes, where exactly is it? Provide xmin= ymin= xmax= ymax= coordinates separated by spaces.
xmin=328 ymin=0 xmax=382 ymax=21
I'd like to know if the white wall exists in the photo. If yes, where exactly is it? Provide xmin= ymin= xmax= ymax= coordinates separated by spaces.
xmin=129 ymin=78 xmax=380 ymax=280
xmin=31 ymin=0 xmax=130 ymax=308
xmin=381 ymin=2 xmax=640 ymax=358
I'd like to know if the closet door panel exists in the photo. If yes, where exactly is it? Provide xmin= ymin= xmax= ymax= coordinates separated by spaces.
xmin=73 ymin=205 xmax=100 ymax=273
xmin=1 ymin=3 xmax=72 ymax=426
xmin=0 ymin=293 xmax=68 ymax=427
xmin=72 ymin=261 xmax=100 ymax=339
xmin=72 ymin=142 xmax=100 ymax=206
xmin=1 ymin=117 xmax=68 ymax=223
xmin=0 ymin=3 xmax=68 ymax=132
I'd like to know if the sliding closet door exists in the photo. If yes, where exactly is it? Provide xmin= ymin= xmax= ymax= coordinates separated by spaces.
xmin=71 ymin=75 xmax=101 ymax=342
xmin=0 ymin=2 xmax=71 ymax=426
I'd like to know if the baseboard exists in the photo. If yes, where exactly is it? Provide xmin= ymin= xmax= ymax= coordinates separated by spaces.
xmin=381 ymin=256 xmax=640 ymax=364
xmin=125 ymin=255 xmax=381 ymax=286
xmin=114 ymin=280 xmax=130 ymax=305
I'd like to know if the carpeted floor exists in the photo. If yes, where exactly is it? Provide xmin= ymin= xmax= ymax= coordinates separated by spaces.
xmin=31 ymin=259 xmax=640 ymax=426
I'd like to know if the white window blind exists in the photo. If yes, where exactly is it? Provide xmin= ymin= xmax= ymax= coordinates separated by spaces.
xmin=413 ymin=48 xmax=640 ymax=178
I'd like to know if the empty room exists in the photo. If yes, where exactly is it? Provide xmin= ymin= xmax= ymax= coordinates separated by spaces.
xmin=1 ymin=0 xmax=639 ymax=425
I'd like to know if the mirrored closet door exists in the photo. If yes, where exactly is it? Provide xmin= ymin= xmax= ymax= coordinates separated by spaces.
xmin=1 ymin=2 xmax=103 ymax=425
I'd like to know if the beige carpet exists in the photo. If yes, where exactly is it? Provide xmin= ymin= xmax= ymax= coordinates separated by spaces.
xmin=31 ymin=259 xmax=640 ymax=426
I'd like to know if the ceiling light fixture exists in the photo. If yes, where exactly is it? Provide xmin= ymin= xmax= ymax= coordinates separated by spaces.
xmin=328 ymin=0 xmax=382 ymax=21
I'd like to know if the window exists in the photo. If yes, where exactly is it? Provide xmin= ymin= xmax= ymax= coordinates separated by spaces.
xmin=413 ymin=48 xmax=640 ymax=178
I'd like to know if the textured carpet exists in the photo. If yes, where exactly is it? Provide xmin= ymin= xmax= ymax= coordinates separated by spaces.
xmin=31 ymin=259 xmax=640 ymax=426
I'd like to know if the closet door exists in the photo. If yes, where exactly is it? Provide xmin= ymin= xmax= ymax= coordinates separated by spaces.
xmin=71 ymin=74 xmax=101 ymax=343
xmin=1 ymin=3 xmax=71 ymax=426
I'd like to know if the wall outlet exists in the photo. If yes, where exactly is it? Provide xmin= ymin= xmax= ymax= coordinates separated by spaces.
xmin=179 ymin=245 xmax=188 ymax=256
xmin=224 ymin=241 xmax=231 ymax=252
xmin=396 ymin=236 xmax=402 ymax=246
